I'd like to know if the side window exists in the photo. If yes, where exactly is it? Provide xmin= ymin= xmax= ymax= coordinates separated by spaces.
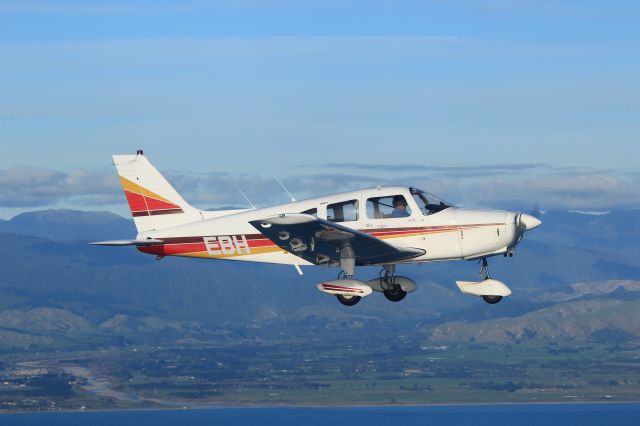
xmin=366 ymin=195 xmax=412 ymax=219
xmin=327 ymin=200 xmax=359 ymax=223
xmin=301 ymin=208 xmax=317 ymax=217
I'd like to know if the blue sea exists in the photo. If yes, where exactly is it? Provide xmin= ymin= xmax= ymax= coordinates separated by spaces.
xmin=2 ymin=404 xmax=639 ymax=426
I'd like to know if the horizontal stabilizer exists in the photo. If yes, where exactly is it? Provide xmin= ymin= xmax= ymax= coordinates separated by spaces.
xmin=90 ymin=239 xmax=164 ymax=246
xmin=455 ymin=279 xmax=512 ymax=297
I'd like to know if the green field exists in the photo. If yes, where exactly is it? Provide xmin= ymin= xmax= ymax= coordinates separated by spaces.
xmin=2 ymin=338 xmax=640 ymax=411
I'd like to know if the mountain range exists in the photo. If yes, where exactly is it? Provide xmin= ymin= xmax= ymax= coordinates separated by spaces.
xmin=1 ymin=208 xmax=639 ymax=349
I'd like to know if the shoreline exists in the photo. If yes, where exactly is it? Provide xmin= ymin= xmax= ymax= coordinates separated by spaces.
xmin=2 ymin=400 xmax=640 ymax=415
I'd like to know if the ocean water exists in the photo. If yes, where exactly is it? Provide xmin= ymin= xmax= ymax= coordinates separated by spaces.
xmin=2 ymin=404 xmax=639 ymax=426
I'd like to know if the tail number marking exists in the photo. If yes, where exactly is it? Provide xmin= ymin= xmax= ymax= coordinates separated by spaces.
xmin=204 ymin=235 xmax=251 ymax=256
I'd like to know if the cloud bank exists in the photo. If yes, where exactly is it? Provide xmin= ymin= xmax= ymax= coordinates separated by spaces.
xmin=1 ymin=164 xmax=638 ymax=217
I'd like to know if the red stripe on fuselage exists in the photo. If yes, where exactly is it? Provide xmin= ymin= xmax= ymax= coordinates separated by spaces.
xmin=137 ymin=223 xmax=503 ymax=257
xmin=137 ymin=237 xmax=278 ymax=256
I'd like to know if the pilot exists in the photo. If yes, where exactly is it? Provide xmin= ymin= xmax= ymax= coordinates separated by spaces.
xmin=391 ymin=196 xmax=410 ymax=218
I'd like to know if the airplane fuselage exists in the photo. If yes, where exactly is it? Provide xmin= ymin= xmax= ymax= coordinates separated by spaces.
xmin=135 ymin=186 xmax=523 ymax=266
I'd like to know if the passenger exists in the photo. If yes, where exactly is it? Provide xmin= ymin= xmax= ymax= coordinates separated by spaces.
xmin=390 ymin=196 xmax=410 ymax=218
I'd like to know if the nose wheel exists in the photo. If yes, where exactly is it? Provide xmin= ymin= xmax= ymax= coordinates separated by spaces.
xmin=476 ymin=258 xmax=504 ymax=304
xmin=482 ymin=295 xmax=502 ymax=304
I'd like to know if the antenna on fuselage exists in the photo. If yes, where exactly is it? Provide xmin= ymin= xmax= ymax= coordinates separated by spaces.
xmin=232 ymin=183 xmax=256 ymax=209
xmin=273 ymin=175 xmax=296 ymax=202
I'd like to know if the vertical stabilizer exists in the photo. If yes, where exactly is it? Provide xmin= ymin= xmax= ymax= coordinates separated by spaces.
xmin=113 ymin=150 xmax=202 ymax=232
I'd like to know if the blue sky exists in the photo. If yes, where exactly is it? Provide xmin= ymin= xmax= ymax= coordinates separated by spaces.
xmin=1 ymin=0 xmax=639 ymax=218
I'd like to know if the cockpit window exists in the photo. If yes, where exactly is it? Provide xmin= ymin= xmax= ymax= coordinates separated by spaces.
xmin=327 ymin=200 xmax=359 ymax=223
xmin=410 ymin=187 xmax=452 ymax=215
xmin=367 ymin=195 xmax=412 ymax=219
xmin=301 ymin=208 xmax=317 ymax=217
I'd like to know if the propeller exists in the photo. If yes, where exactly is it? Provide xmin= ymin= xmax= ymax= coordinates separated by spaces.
xmin=518 ymin=213 xmax=542 ymax=231
xmin=513 ymin=211 xmax=542 ymax=245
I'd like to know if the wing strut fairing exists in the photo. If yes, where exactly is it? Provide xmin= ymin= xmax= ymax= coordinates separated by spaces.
xmin=249 ymin=214 xmax=425 ymax=267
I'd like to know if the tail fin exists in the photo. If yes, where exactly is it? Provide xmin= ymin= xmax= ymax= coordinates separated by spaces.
xmin=113 ymin=150 xmax=203 ymax=233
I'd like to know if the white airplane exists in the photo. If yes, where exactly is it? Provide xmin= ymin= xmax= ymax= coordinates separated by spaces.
xmin=93 ymin=150 xmax=541 ymax=306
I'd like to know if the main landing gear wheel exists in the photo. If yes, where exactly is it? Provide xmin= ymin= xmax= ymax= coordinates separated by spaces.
xmin=482 ymin=295 xmax=503 ymax=304
xmin=380 ymin=264 xmax=408 ymax=303
xmin=336 ymin=294 xmax=361 ymax=306
xmin=383 ymin=287 xmax=407 ymax=302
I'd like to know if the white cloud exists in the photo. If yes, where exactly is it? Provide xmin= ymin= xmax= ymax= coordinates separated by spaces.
xmin=0 ymin=166 xmax=119 ymax=207
xmin=462 ymin=173 xmax=640 ymax=210
xmin=1 ymin=164 xmax=638 ymax=215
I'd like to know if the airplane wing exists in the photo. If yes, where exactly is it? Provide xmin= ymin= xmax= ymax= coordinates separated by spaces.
xmin=249 ymin=214 xmax=425 ymax=266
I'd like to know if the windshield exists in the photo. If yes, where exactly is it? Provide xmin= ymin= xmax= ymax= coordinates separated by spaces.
xmin=410 ymin=187 xmax=452 ymax=215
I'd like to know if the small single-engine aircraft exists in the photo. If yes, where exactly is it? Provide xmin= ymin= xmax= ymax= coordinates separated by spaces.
xmin=93 ymin=151 xmax=541 ymax=306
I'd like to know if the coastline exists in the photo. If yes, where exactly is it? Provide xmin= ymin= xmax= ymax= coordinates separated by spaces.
xmin=3 ymin=399 xmax=640 ymax=415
